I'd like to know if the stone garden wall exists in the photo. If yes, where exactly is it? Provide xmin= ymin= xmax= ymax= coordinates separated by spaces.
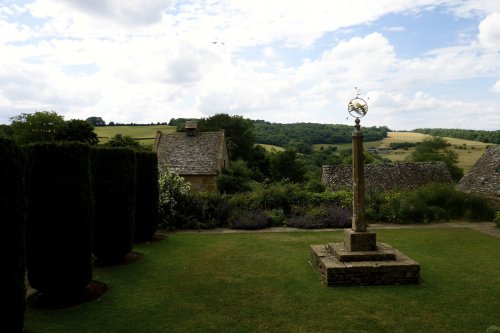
xmin=322 ymin=162 xmax=453 ymax=192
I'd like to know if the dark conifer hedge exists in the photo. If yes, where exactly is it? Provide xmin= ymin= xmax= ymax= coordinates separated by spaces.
xmin=0 ymin=139 xmax=26 ymax=333
xmin=24 ymin=142 xmax=93 ymax=296
xmin=134 ymin=151 xmax=159 ymax=242
xmin=91 ymin=147 xmax=137 ymax=263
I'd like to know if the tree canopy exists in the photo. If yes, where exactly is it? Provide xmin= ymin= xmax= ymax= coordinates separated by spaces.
xmin=86 ymin=116 xmax=106 ymax=127
xmin=253 ymin=120 xmax=390 ymax=148
xmin=6 ymin=111 xmax=98 ymax=145
xmin=56 ymin=119 xmax=98 ymax=145
xmin=10 ymin=111 xmax=65 ymax=144
xmin=413 ymin=128 xmax=500 ymax=144
xmin=196 ymin=114 xmax=256 ymax=161
xmin=104 ymin=134 xmax=145 ymax=150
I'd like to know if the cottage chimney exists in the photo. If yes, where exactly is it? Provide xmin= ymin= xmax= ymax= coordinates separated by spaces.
xmin=185 ymin=120 xmax=197 ymax=137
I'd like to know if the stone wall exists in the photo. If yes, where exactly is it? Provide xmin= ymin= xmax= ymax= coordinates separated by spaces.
xmin=457 ymin=146 xmax=500 ymax=197
xmin=322 ymin=162 xmax=453 ymax=192
xmin=183 ymin=175 xmax=217 ymax=193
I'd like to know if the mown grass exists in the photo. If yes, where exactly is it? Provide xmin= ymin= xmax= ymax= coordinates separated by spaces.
xmin=25 ymin=228 xmax=500 ymax=333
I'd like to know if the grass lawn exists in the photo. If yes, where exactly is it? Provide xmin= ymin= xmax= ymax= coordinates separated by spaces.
xmin=25 ymin=228 xmax=500 ymax=333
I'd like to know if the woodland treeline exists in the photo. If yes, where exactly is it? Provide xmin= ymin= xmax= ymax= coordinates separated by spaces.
xmin=413 ymin=128 xmax=500 ymax=144
xmin=170 ymin=117 xmax=390 ymax=154
xmin=253 ymin=120 xmax=391 ymax=146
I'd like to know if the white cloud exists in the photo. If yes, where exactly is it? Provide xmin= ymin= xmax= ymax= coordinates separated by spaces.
xmin=40 ymin=0 xmax=175 ymax=25
xmin=493 ymin=80 xmax=500 ymax=93
xmin=450 ymin=0 xmax=500 ymax=18
xmin=263 ymin=47 xmax=277 ymax=59
xmin=478 ymin=12 xmax=500 ymax=50
xmin=383 ymin=26 xmax=406 ymax=32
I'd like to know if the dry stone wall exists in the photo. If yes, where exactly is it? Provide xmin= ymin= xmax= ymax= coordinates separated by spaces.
xmin=322 ymin=162 xmax=453 ymax=192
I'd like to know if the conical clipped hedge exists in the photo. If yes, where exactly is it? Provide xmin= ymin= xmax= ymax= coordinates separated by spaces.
xmin=0 ymin=139 xmax=26 ymax=333
xmin=25 ymin=142 xmax=93 ymax=297
xmin=134 ymin=151 xmax=159 ymax=242
xmin=91 ymin=147 xmax=136 ymax=263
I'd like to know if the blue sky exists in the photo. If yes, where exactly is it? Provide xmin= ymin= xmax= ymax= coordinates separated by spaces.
xmin=0 ymin=0 xmax=499 ymax=130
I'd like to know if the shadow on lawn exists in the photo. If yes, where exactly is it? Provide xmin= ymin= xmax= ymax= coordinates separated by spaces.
xmin=26 ymin=280 xmax=108 ymax=310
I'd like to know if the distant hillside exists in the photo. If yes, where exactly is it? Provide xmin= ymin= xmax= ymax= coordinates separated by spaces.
xmin=413 ymin=128 xmax=500 ymax=144
xmin=253 ymin=120 xmax=390 ymax=146
xmin=377 ymin=132 xmax=493 ymax=172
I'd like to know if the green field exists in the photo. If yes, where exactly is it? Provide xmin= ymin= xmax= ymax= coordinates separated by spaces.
xmin=378 ymin=132 xmax=492 ymax=172
xmin=312 ymin=132 xmax=493 ymax=173
xmin=25 ymin=228 xmax=500 ymax=333
xmin=258 ymin=143 xmax=286 ymax=152
xmin=94 ymin=125 xmax=176 ymax=145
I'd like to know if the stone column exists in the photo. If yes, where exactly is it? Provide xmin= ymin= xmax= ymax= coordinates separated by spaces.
xmin=351 ymin=118 xmax=366 ymax=232
xmin=343 ymin=118 xmax=376 ymax=252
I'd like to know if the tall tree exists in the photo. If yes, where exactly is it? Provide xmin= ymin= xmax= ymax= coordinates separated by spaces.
xmin=197 ymin=114 xmax=255 ymax=161
xmin=56 ymin=119 xmax=98 ymax=145
xmin=10 ymin=111 xmax=65 ymax=144
xmin=270 ymin=149 xmax=306 ymax=183
xmin=86 ymin=116 xmax=106 ymax=127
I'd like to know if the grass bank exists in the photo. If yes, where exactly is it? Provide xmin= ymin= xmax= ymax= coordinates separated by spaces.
xmin=94 ymin=125 xmax=176 ymax=145
xmin=25 ymin=228 xmax=500 ymax=333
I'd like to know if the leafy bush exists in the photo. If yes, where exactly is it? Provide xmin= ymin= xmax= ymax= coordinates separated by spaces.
xmin=134 ymin=151 xmax=159 ymax=242
xmin=389 ymin=142 xmax=416 ymax=149
xmin=286 ymin=205 xmax=351 ymax=229
xmin=158 ymin=174 xmax=232 ymax=230
xmin=91 ymin=147 xmax=136 ymax=263
xmin=265 ymin=208 xmax=286 ymax=227
xmin=370 ymin=184 xmax=495 ymax=224
xmin=25 ymin=142 xmax=93 ymax=295
xmin=365 ymin=190 xmax=391 ymax=221
xmin=0 ymin=139 xmax=26 ymax=332
xmin=304 ymin=178 xmax=326 ymax=193
xmin=252 ymin=181 xmax=310 ymax=214
xmin=494 ymin=212 xmax=500 ymax=228
xmin=216 ymin=160 xmax=253 ymax=194
xmin=463 ymin=194 xmax=495 ymax=221
xmin=158 ymin=167 xmax=196 ymax=229
xmin=229 ymin=210 xmax=270 ymax=230
xmin=311 ymin=190 xmax=352 ymax=209
xmin=193 ymin=192 xmax=231 ymax=229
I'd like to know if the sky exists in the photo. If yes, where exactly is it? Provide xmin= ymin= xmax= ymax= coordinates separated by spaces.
xmin=0 ymin=0 xmax=499 ymax=130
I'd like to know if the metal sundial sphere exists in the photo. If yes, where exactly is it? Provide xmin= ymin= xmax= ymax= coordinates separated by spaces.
xmin=348 ymin=87 xmax=368 ymax=119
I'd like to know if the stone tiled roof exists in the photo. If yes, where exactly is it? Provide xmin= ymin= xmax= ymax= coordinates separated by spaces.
xmin=155 ymin=131 xmax=226 ymax=176
xmin=457 ymin=146 xmax=500 ymax=197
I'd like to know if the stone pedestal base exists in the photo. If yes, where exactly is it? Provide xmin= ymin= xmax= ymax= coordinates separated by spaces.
xmin=310 ymin=242 xmax=420 ymax=286
xmin=343 ymin=229 xmax=377 ymax=251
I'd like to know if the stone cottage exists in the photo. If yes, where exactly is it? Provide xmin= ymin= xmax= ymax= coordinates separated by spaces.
xmin=154 ymin=121 xmax=229 ymax=192
xmin=457 ymin=146 xmax=500 ymax=197
xmin=322 ymin=162 xmax=453 ymax=192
